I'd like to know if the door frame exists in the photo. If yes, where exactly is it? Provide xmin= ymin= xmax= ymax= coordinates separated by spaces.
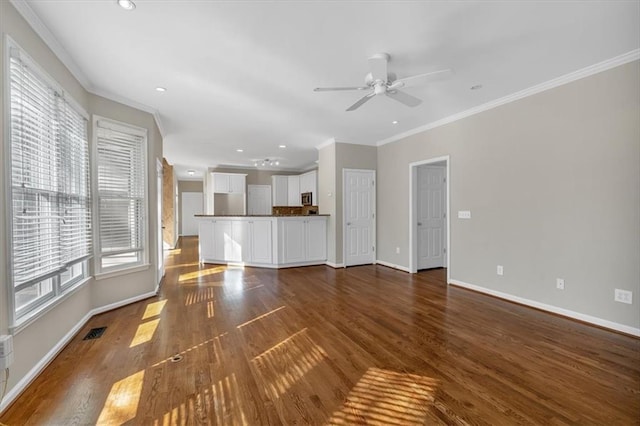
xmin=156 ymin=158 xmax=164 ymax=289
xmin=342 ymin=168 xmax=376 ymax=267
xmin=409 ymin=156 xmax=450 ymax=282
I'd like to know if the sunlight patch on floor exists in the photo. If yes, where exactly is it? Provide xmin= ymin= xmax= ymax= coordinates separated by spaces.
xmin=184 ymin=287 xmax=216 ymax=306
xmin=153 ymin=373 xmax=248 ymax=426
xmin=207 ymin=300 xmax=215 ymax=318
xmin=236 ymin=306 xmax=286 ymax=328
xmin=96 ymin=370 xmax=145 ymax=425
xmin=151 ymin=332 xmax=228 ymax=368
xmin=178 ymin=266 xmax=226 ymax=283
xmin=326 ymin=368 xmax=440 ymax=425
xmin=130 ymin=319 xmax=160 ymax=347
xmin=142 ymin=300 xmax=167 ymax=320
xmin=251 ymin=328 xmax=328 ymax=399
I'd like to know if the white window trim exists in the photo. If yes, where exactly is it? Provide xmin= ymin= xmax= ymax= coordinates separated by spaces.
xmin=91 ymin=115 xmax=149 ymax=276
xmin=4 ymin=36 xmax=91 ymax=328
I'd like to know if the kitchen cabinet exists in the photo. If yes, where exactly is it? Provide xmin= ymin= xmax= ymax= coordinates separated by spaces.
xmin=287 ymin=175 xmax=300 ymax=206
xmin=212 ymin=173 xmax=246 ymax=194
xmin=299 ymin=170 xmax=317 ymax=206
xmin=272 ymin=175 xmax=288 ymax=206
xmin=279 ymin=217 xmax=327 ymax=264
xmin=197 ymin=216 xmax=326 ymax=267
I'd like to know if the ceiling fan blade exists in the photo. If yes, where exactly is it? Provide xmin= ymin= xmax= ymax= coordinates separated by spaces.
xmin=314 ymin=86 xmax=369 ymax=92
xmin=391 ymin=68 xmax=453 ymax=89
xmin=346 ymin=92 xmax=376 ymax=111
xmin=386 ymin=90 xmax=422 ymax=107
xmin=368 ymin=53 xmax=390 ymax=83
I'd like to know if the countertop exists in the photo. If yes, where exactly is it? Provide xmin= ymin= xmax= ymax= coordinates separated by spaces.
xmin=195 ymin=214 xmax=330 ymax=217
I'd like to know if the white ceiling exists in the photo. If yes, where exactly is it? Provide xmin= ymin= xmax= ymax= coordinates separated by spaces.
xmin=17 ymin=0 xmax=640 ymax=180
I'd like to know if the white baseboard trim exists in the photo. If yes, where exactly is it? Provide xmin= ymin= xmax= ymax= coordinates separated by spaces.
xmin=325 ymin=261 xmax=344 ymax=268
xmin=375 ymin=260 xmax=411 ymax=273
xmin=0 ymin=289 xmax=158 ymax=414
xmin=449 ymin=279 xmax=640 ymax=337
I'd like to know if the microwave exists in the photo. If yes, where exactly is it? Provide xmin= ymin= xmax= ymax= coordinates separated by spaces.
xmin=301 ymin=192 xmax=312 ymax=206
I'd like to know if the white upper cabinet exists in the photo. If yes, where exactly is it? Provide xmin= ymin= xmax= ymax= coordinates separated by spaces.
xmin=212 ymin=173 xmax=246 ymax=194
xmin=299 ymin=170 xmax=317 ymax=206
xmin=272 ymin=175 xmax=289 ymax=206
xmin=287 ymin=175 xmax=301 ymax=206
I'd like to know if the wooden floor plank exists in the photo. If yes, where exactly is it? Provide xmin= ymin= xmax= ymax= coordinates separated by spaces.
xmin=1 ymin=236 xmax=638 ymax=425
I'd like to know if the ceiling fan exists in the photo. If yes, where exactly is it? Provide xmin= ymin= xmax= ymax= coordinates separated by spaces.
xmin=313 ymin=53 xmax=452 ymax=111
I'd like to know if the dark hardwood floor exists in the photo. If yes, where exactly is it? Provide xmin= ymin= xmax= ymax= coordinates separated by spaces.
xmin=1 ymin=236 xmax=639 ymax=425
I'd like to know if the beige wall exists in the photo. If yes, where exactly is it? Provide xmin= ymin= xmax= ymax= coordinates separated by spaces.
xmin=318 ymin=143 xmax=337 ymax=263
xmin=377 ymin=60 xmax=640 ymax=329
xmin=0 ymin=1 xmax=163 ymax=401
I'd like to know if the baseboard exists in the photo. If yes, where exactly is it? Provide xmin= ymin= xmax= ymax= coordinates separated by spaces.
xmin=449 ymin=279 xmax=640 ymax=337
xmin=325 ymin=261 xmax=344 ymax=268
xmin=0 ymin=310 xmax=92 ymax=413
xmin=92 ymin=290 xmax=158 ymax=316
xmin=0 ymin=289 xmax=158 ymax=414
xmin=375 ymin=260 xmax=411 ymax=273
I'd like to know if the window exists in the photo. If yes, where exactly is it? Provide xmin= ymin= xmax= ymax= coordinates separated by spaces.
xmin=7 ymin=40 xmax=91 ymax=323
xmin=94 ymin=117 xmax=147 ymax=273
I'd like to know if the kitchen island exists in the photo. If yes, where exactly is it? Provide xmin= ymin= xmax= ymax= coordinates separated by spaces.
xmin=195 ymin=215 xmax=328 ymax=268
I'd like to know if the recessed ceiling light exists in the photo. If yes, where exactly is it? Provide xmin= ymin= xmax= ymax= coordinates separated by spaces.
xmin=187 ymin=170 xmax=195 ymax=176
xmin=471 ymin=84 xmax=483 ymax=90
xmin=155 ymin=87 xmax=166 ymax=92
xmin=279 ymin=145 xmax=286 ymax=148
xmin=117 ymin=0 xmax=136 ymax=10
xmin=392 ymin=120 xmax=399 ymax=124
xmin=236 ymin=149 xmax=243 ymax=152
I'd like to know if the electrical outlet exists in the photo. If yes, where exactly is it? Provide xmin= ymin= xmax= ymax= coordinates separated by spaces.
xmin=556 ymin=278 xmax=565 ymax=290
xmin=458 ymin=210 xmax=471 ymax=219
xmin=614 ymin=289 xmax=633 ymax=304
xmin=497 ymin=265 xmax=503 ymax=276
xmin=395 ymin=247 xmax=400 ymax=254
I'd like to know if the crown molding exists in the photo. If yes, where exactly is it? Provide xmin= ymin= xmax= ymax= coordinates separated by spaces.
xmin=315 ymin=137 xmax=336 ymax=150
xmin=10 ymin=0 xmax=167 ymax=139
xmin=10 ymin=0 xmax=91 ymax=88
xmin=377 ymin=49 xmax=640 ymax=146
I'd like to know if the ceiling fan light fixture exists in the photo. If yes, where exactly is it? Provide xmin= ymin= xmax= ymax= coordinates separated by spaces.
xmin=117 ymin=0 xmax=136 ymax=11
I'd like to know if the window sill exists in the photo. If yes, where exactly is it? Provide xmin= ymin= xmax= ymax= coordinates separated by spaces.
xmin=94 ymin=264 xmax=151 ymax=281
xmin=11 ymin=277 xmax=92 ymax=335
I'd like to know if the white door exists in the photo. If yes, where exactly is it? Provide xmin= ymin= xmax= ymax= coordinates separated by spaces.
xmin=248 ymin=185 xmax=272 ymax=215
xmin=181 ymin=192 xmax=203 ymax=236
xmin=344 ymin=169 xmax=375 ymax=266
xmin=417 ymin=165 xmax=446 ymax=269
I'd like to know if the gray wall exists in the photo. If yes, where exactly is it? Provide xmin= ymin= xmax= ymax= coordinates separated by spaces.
xmin=377 ymin=60 xmax=640 ymax=329
xmin=318 ymin=142 xmax=377 ymax=265
xmin=0 ymin=1 xmax=163 ymax=399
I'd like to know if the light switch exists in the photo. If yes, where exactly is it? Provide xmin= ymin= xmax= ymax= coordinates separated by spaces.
xmin=458 ymin=210 xmax=471 ymax=219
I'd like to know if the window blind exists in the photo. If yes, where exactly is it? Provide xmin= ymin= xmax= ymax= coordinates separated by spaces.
xmin=9 ymin=49 xmax=91 ymax=292
xmin=96 ymin=121 xmax=146 ymax=269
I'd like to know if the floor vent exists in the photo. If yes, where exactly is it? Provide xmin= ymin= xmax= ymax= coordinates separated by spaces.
xmin=83 ymin=327 xmax=107 ymax=340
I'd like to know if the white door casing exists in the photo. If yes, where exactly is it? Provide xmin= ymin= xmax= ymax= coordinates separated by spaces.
xmin=156 ymin=159 xmax=164 ymax=286
xmin=417 ymin=165 xmax=446 ymax=270
xmin=343 ymin=169 xmax=376 ymax=267
xmin=181 ymin=192 xmax=203 ymax=236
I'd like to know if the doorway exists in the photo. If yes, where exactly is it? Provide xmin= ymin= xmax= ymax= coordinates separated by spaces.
xmin=409 ymin=156 xmax=450 ymax=281
xmin=343 ymin=169 xmax=376 ymax=267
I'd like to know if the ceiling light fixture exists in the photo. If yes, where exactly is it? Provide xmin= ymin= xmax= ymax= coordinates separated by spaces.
xmin=117 ymin=0 xmax=136 ymax=11
xmin=279 ymin=145 xmax=286 ymax=148
xmin=236 ymin=149 xmax=243 ymax=152
xmin=155 ymin=87 xmax=166 ymax=92
xmin=392 ymin=120 xmax=399 ymax=124
xmin=187 ymin=170 xmax=195 ymax=176
xmin=255 ymin=158 xmax=280 ymax=168
xmin=471 ymin=84 xmax=483 ymax=90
